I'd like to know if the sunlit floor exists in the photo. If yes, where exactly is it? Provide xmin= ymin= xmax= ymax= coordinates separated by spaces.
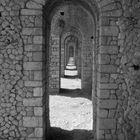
xmin=61 ymin=77 xmax=81 ymax=89
xmin=50 ymin=69 xmax=92 ymax=132
xmin=49 ymin=95 xmax=93 ymax=130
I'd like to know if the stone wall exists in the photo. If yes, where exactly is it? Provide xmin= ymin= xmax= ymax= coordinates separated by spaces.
xmin=0 ymin=0 xmax=45 ymax=139
xmin=0 ymin=0 xmax=140 ymax=140
xmin=116 ymin=0 xmax=140 ymax=139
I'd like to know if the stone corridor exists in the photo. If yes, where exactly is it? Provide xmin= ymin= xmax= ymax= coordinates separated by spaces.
xmin=0 ymin=0 xmax=140 ymax=140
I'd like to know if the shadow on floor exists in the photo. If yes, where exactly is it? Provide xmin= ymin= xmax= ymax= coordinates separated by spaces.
xmin=49 ymin=127 xmax=94 ymax=140
xmin=59 ymin=89 xmax=92 ymax=100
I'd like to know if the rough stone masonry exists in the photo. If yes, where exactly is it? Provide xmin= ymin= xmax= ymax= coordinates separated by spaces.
xmin=0 ymin=0 xmax=140 ymax=140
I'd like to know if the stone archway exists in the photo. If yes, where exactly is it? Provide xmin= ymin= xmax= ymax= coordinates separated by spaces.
xmin=0 ymin=0 xmax=124 ymax=139
xmin=61 ymin=28 xmax=83 ymax=78
xmin=21 ymin=0 xmax=122 ymax=139
xmin=42 ymin=0 xmax=122 ymax=139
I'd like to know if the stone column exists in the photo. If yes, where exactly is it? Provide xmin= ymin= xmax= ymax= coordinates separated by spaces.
xmin=49 ymin=35 xmax=60 ymax=94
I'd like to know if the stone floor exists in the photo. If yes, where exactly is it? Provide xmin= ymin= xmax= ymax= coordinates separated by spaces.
xmin=49 ymin=77 xmax=93 ymax=140
xmin=49 ymin=94 xmax=93 ymax=140
xmin=49 ymin=94 xmax=92 ymax=130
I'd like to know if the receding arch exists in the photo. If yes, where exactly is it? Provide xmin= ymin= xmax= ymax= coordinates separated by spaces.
xmin=43 ymin=0 xmax=98 ymax=139
xmin=24 ymin=0 xmax=121 ymax=139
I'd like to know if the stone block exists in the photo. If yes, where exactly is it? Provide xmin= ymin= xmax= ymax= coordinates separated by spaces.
xmin=22 ymin=28 xmax=34 ymax=35
xmin=99 ymin=0 xmax=114 ymax=8
xmin=99 ymin=65 xmax=117 ymax=73
xmin=100 ymin=100 xmax=117 ymax=109
xmin=34 ymin=28 xmax=43 ymax=35
xmin=99 ymin=54 xmax=110 ymax=64
xmin=22 ymin=28 xmax=42 ymax=36
xmin=100 ymin=83 xmax=118 ymax=89
xmin=35 ymin=16 xmax=43 ymax=27
xmin=99 ymin=109 xmax=108 ymax=118
xmin=34 ymin=71 xmax=43 ymax=81
xmin=21 ymin=9 xmax=42 ymax=15
xmin=24 ymin=62 xmax=42 ymax=70
xmin=34 ymin=71 xmax=43 ymax=80
xmin=34 ymin=107 xmax=43 ymax=116
xmin=33 ymin=52 xmax=42 ymax=61
xmin=33 ymin=0 xmax=45 ymax=5
xmin=33 ymin=36 xmax=43 ymax=44
xmin=98 ymin=130 xmax=105 ymax=139
xmin=108 ymin=110 xmax=116 ymax=118
xmin=97 ymin=90 xmax=110 ymax=98
xmin=99 ymin=73 xmax=110 ymax=83
xmin=23 ymin=98 xmax=42 ymax=106
xmin=101 ymin=26 xmax=119 ymax=36
xmin=25 ymin=81 xmax=42 ymax=87
xmin=33 ymin=87 xmax=43 ymax=97
xmin=102 ymin=10 xmax=122 ymax=17
xmin=25 ymin=45 xmax=43 ymax=52
xmin=35 ymin=128 xmax=43 ymax=137
xmin=23 ymin=117 xmax=42 ymax=127
xmin=100 ymin=17 xmax=110 ymax=26
xmin=102 ymin=3 xmax=117 ymax=12
xmin=26 ymin=1 xmax=42 ymax=9
xmin=100 ymin=46 xmax=119 ymax=54
xmin=99 ymin=119 xmax=116 ymax=129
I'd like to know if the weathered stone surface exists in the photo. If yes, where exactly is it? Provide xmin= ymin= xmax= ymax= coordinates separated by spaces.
xmin=99 ymin=65 xmax=117 ymax=73
xmin=24 ymin=81 xmax=42 ymax=87
xmin=101 ymin=26 xmax=119 ymax=36
xmin=26 ymin=1 xmax=42 ymax=9
xmin=34 ymin=107 xmax=43 ymax=116
xmin=100 ymin=83 xmax=118 ymax=89
xmin=97 ymin=90 xmax=110 ymax=98
xmin=99 ymin=54 xmax=110 ymax=64
xmin=35 ymin=128 xmax=43 ymax=137
xmin=33 ymin=36 xmax=43 ymax=44
xmin=23 ymin=117 xmax=42 ymax=127
xmin=25 ymin=45 xmax=43 ymax=52
xmin=24 ymin=62 xmax=42 ymax=70
xmin=21 ymin=9 xmax=42 ymax=15
xmin=99 ymin=0 xmax=114 ymax=8
xmin=0 ymin=0 xmax=140 ymax=139
xmin=101 ymin=3 xmax=118 ymax=12
xmin=33 ymin=87 xmax=43 ymax=97
xmin=34 ymin=71 xmax=43 ymax=80
xmin=100 ymin=46 xmax=119 ymax=54
xmin=23 ymin=98 xmax=42 ymax=106
xmin=101 ymin=9 xmax=122 ymax=17
xmin=32 ymin=0 xmax=46 ymax=5
xmin=22 ymin=28 xmax=42 ymax=36
xmin=33 ymin=52 xmax=42 ymax=61
xmin=99 ymin=109 xmax=108 ymax=118
xmin=100 ymin=100 xmax=117 ymax=109
xmin=99 ymin=119 xmax=116 ymax=129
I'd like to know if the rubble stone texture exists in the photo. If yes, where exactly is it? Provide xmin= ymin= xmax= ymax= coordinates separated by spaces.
xmin=0 ymin=0 xmax=139 ymax=140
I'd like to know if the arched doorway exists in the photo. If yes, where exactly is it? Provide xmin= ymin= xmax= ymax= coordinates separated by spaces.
xmin=1 ymin=0 xmax=129 ymax=139
xmin=27 ymin=0 xmax=121 ymax=139
xmin=44 ymin=1 xmax=97 ymax=139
